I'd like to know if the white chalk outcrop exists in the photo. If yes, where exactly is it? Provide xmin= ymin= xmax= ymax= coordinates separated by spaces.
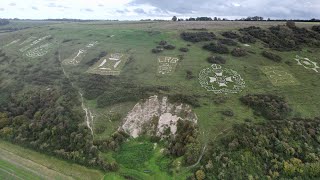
xmin=120 ymin=95 xmax=197 ymax=138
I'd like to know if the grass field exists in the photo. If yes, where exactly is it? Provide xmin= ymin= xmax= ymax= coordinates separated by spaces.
xmin=0 ymin=140 xmax=104 ymax=180
xmin=0 ymin=20 xmax=320 ymax=179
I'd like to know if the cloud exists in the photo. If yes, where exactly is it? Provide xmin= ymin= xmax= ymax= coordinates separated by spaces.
xmin=133 ymin=8 xmax=146 ymax=14
xmin=0 ymin=0 xmax=318 ymax=20
xmin=47 ymin=3 xmax=69 ymax=9
xmin=116 ymin=9 xmax=130 ymax=14
xmin=82 ymin=8 xmax=94 ymax=12
xmin=129 ymin=0 xmax=320 ymax=19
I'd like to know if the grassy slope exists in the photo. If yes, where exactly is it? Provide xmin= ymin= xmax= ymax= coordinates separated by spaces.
xmin=1 ymin=21 xmax=320 ymax=179
xmin=0 ymin=140 xmax=104 ymax=180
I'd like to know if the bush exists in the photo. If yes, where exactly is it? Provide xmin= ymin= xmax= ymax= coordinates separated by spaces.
xmin=179 ymin=47 xmax=189 ymax=52
xmin=207 ymin=56 xmax=226 ymax=64
xmin=221 ymin=31 xmax=240 ymax=39
xmin=221 ymin=110 xmax=234 ymax=117
xmin=203 ymin=43 xmax=229 ymax=54
xmin=163 ymin=44 xmax=176 ymax=50
xmin=231 ymin=48 xmax=247 ymax=57
xmin=261 ymin=51 xmax=282 ymax=62
xmin=238 ymin=34 xmax=256 ymax=44
xmin=240 ymin=94 xmax=291 ymax=120
xmin=168 ymin=94 xmax=200 ymax=107
xmin=152 ymin=48 xmax=163 ymax=53
xmin=181 ymin=32 xmax=216 ymax=42
xmin=86 ymin=51 xmax=107 ymax=66
xmin=218 ymin=38 xmax=238 ymax=46
xmin=286 ymin=21 xmax=296 ymax=29
xmin=186 ymin=70 xmax=195 ymax=79
xmin=312 ymin=25 xmax=320 ymax=33
xmin=62 ymin=39 xmax=73 ymax=43
xmin=239 ymin=25 xmax=320 ymax=51
xmin=159 ymin=40 xmax=168 ymax=46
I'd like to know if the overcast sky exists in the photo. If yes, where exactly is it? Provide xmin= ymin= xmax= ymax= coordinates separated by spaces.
xmin=0 ymin=0 xmax=319 ymax=20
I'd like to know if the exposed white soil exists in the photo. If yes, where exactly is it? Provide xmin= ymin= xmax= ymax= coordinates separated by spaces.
xmin=99 ymin=59 xmax=107 ymax=67
xmin=120 ymin=95 xmax=197 ymax=138
xmin=5 ymin=39 xmax=20 ymax=47
xmin=19 ymin=36 xmax=37 ymax=46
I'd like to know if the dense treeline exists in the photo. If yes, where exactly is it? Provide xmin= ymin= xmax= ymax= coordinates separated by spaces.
xmin=0 ymin=19 xmax=10 ymax=26
xmin=239 ymin=25 xmax=320 ymax=51
xmin=0 ymin=52 xmax=116 ymax=171
xmin=195 ymin=118 xmax=320 ymax=179
xmin=167 ymin=120 xmax=200 ymax=165
xmin=203 ymin=43 xmax=229 ymax=54
xmin=240 ymin=94 xmax=291 ymax=120
xmin=181 ymin=32 xmax=216 ymax=42
xmin=261 ymin=51 xmax=282 ymax=62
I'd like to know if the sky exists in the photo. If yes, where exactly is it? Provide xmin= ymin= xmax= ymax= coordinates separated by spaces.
xmin=0 ymin=0 xmax=319 ymax=20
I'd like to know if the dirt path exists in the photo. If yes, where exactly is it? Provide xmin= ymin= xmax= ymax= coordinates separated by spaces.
xmin=59 ymin=52 xmax=94 ymax=136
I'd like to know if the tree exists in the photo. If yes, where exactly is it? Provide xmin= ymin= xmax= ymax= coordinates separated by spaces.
xmin=196 ymin=170 xmax=206 ymax=180
xmin=172 ymin=16 xmax=177 ymax=21
xmin=0 ymin=113 xmax=9 ymax=129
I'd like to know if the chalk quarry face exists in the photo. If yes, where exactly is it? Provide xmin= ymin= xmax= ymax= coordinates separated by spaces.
xmin=120 ymin=95 xmax=198 ymax=138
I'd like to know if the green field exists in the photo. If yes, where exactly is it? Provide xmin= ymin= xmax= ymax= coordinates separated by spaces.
xmin=0 ymin=20 xmax=320 ymax=179
xmin=0 ymin=140 xmax=104 ymax=180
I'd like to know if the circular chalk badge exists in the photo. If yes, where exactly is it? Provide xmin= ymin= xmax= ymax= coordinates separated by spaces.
xmin=294 ymin=55 xmax=319 ymax=73
xmin=199 ymin=64 xmax=246 ymax=94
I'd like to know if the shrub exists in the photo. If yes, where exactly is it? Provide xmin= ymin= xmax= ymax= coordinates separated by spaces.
xmin=62 ymin=39 xmax=73 ymax=43
xmin=239 ymin=25 xmax=320 ymax=51
xmin=159 ymin=40 xmax=168 ymax=46
xmin=312 ymin=25 xmax=320 ymax=33
xmin=238 ymin=34 xmax=256 ymax=44
xmin=231 ymin=48 xmax=247 ymax=57
xmin=218 ymin=38 xmax=238 ymax=46
xmin=181 ymin=32 xmax=216 ymax=42
xmin=286 ymin=21 xmax=296 ymax=29
xmin=152 ymin=48 xmax=163 ymax=53
xmin=186 ymin=70 xmax=195 ymax=79
xmin=261 ymin=51 xmax=282 ymax=62
xmin=240 ymin=94 xmax=291 ymax=120
xmin=203 ymin=43 xmax=229 ymax=54
xmin=221 ymin=31 xmax=240 ymax=39
xmin=179 ymin=47 xmax=189 ymax=52
xmin=163 ymin=44 xmax=176 ymax=50
xmin=168 ymin=94 xmax=200 ymax=107
xmin=207 ymin=56 xmax=226 ymax=64
xmin=86 ymin=51 xmax=107 ymax=66
xmin=221 ymin=110 xmax=234 ymax=117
